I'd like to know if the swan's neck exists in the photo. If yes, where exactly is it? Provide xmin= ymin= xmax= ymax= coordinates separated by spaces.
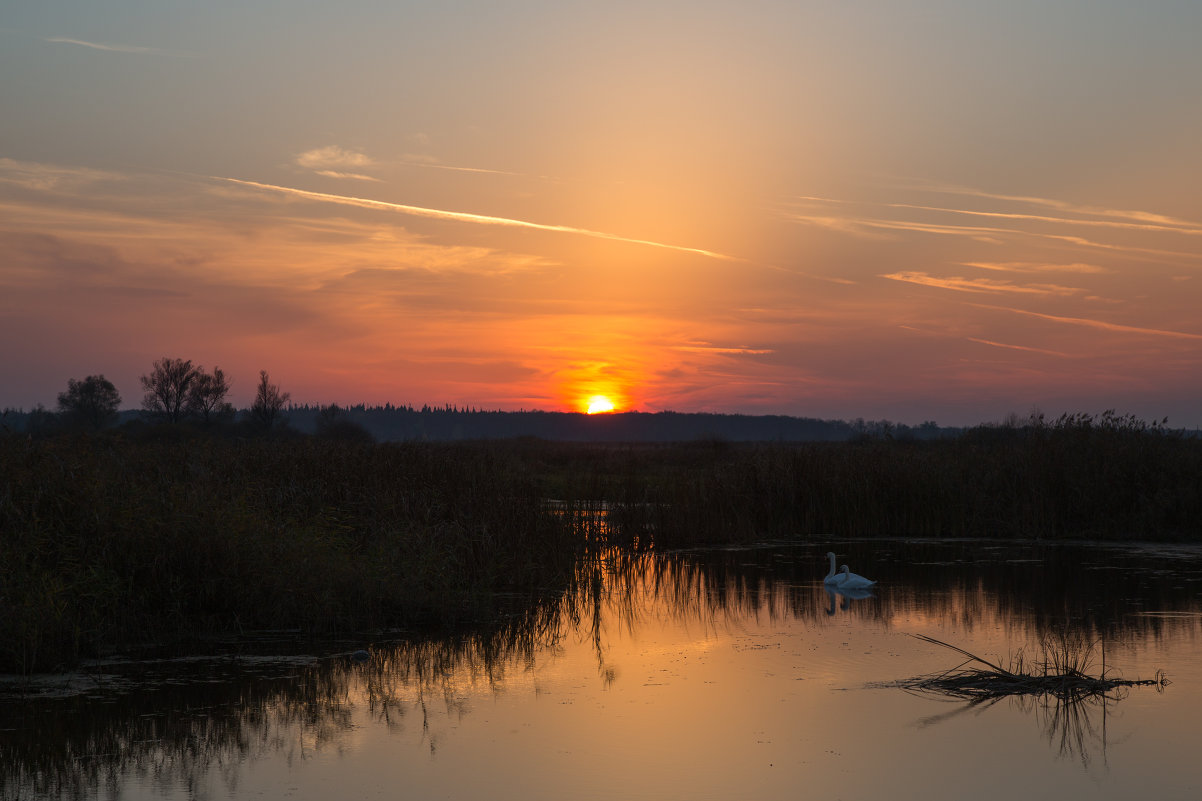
xmin=827 ymin=553 xmax=837 ymax=578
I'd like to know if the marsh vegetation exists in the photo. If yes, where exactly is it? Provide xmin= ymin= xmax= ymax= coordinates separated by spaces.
xmin=2 ymin=411 xmax=1200 ymax=673
xmin=0 ymin=436 xmax=584 ymax=673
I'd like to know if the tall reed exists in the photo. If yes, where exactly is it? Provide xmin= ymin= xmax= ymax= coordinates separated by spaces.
xmin=5 ymin=417 xmax=1199 ymax=671
xmin=555 ymin=422 xmax=1202 ymax=545
xmin=0 ymin=435 xmax=587 ymax=672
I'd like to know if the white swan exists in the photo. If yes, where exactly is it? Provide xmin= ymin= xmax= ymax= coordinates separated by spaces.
xmin=823 ymin=552 xmax=842 ymax=585
xmin=837 ymin=564 xmax=876 ymax=589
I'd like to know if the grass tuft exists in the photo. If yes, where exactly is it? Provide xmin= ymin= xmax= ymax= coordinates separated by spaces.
xmin=902 ymin=632 xmax=1168 ymax=700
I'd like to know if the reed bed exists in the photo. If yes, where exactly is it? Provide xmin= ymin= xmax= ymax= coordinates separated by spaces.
xmin=0 ymin=435 xmax=589 ymax=673
xmin=540 ymin=418 xmax=1202 ymax=545
xmin=4 ymin=414 xmax=1200 ymax=672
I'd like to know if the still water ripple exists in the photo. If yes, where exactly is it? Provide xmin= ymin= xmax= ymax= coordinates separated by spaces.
xmin=3 ymin=540 xmax=1200 ymax=800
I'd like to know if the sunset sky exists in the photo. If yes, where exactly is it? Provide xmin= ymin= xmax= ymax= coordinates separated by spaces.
xmin=3 ymin=2 xmax=1201 ymax=425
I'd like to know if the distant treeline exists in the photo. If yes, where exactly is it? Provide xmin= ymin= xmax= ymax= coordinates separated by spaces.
xmin=2 ymin=403 xmax=958 ymax=442
xmin=285 ymin=405 xmax=959 ymax=442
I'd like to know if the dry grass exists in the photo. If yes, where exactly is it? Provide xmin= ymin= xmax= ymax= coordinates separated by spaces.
xmin=900 ymin=632 xmax=1168 ymax=700
xmin=893 ymin=631 xmax=1169 ymax=766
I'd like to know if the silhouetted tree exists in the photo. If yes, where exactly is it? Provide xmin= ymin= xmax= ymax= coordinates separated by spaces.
xmin=188 ymin=366 xmax=233 ymax=425
xmin=22 ymin=404 xmax=61 ymax=437
xmin=57 ymin=374 xmax=121 ymax=430
xmin=141 ymin=357 xmax=201 ymax=423
xmin=251 ymin=370 xmax=290 ymax=430
xmin=315 ymin=403 xmax=373 ymax=442
xmin=316 ymin=402 xmax=343 ymax=431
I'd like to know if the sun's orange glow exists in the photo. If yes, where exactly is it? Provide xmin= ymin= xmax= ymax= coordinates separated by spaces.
xmin=4 ymin=2 xmax=1202 ymax=428
xmin=585 ymin=395 xmax=616 ymax=414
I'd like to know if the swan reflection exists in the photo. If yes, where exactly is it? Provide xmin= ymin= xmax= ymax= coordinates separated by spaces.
xmin=825 ymin=585 xmax=876 ymax=615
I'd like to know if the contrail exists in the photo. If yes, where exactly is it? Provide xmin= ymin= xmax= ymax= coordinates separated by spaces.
xmin=880 ymin=201 xmax=1202 ymax=236
xmin=220 ymin=178 xmax=738 ymax=261
xmin=970 ymin=303 xmax=1202 ymax=341
xmin=903 ymin=180 xmax=1200 ymax=229
xmin=45 ymin=37 xmax=191 ymax=57
xmin=966 ymin=337 xmax=1074 ymax=358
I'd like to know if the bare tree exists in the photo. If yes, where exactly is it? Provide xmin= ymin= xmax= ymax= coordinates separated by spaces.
xmin=251 ymin=370 xmax=290 ymax=430
xmin=57 ymin=374 xmax=122 ymax=430
xmin=188 ymin=366 xmax=232 ymax=425
xmin=140 ymin=357 xmax=201 ymax=423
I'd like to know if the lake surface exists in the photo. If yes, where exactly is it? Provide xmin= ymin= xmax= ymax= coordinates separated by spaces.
xmin=4 ymin=540 xmax=1202 ymax=800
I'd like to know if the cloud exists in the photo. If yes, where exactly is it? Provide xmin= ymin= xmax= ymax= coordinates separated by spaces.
xmin=44 ymin=36 xmax=190 ymax=57
xmin=296 ymin=146 xmax=546 ymax=181
xmin=962 ymin=261 xmax=1110 ymax=275
xmin=910 ymin=181 xmax=1202 ymax=230
xmin=782 ymin=210 xmax=1016 ymax=243
xmin=399 ymin=155 xmax=535 ymax=179
xmin=784 ymin=193 xmax=1202 ymax=263
xmin=965 ymin=337 xmax=1074 ymax=358
xmin=313 ymin=170 xmax=379 ymax=182
xmin=1041 ymin=234 xmax=1202 ymax=264
xmin=672 ymin=343 xmax=775 ymax=355
xmin=880 ymin=271 xmax=1083 ymax=297
xmin=0 ymin=157 xmax=123 ymax=191
xmin=220 ymin=177 xmax=740 ymax=261
xmin=970 ymin=303 xmax=1202 ymax=341
xmin=296 ymin=146 xmax=372 ymax=170
xmin=881 ymin=200 xmax=1202 ymax=237
xmin=295 ymin=146 xmax=378 ymax=181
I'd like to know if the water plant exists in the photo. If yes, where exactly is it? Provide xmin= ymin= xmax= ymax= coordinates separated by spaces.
xmin=897 ymin=631 xmax=1169 ymax=766
xmin=902 ymin=632 xmax=1167 ymax=700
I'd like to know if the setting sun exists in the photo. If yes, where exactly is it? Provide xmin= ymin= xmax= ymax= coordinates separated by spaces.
xmin=2 ymin=3 xmax=1201 ymax=430
xmin=586 ymin=395 xmax=616 ymax=414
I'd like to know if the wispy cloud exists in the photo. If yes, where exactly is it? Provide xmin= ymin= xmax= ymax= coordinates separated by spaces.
xmin=782 ymin=211 xmax=1014 ymax=243
xmin=971 ymin=303 xmax=1202 ymax=341
xmin=963 ymin=261 xmax=1110 ymax=275
xmin=672 ymin=343 xmax=775 ymax=355
xmin=219 ymin=177 xmax=739 ymax=261
xmin=305 ymin=146 xmax=544 ymax=181
xmin=45 ymin=36 xmax=190 ymax=57
xmin=965 ymin=337 xmax=1074 ymax=358
xmin=881 ymin=271 xmax=1083 ymax=297
xmin=881 ymin=200 xmax=1202 ymax=237
xmin=784 ymin=197 xmax=1202 ymax=263
xmin=312 ymin=170 xmax=379 ymax=181
xmin=295 ymin=146 xmax=379 ymax=181
xmin=909 ymin=181 xmax=1202 ymax=230
xmin=1039 ymin=234 xmax=1202 ymax=263
xmin=0 ymin=157 xmax=122 ymax=191
xmin=400 ymin=155 xmax=534 ymax=179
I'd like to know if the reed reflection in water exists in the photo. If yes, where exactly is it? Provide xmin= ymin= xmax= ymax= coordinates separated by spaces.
xmin=3 ymin=541 xmax=1201 ymax=801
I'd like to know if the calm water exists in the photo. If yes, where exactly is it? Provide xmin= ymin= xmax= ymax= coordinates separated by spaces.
xmin=4 ymin=540 xmax=1202 ymax=800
